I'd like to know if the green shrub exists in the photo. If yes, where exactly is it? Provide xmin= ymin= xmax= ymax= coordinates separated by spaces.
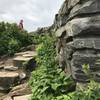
xmin=0 ymin=22 xmax=33 ymax=56
xmin=30 ymin=33 xmax=41 ymax=44
xmin=8 ymin=39 xmax=20 ymax=55
xmin=29 ymin=35 xmax=74 ymax=100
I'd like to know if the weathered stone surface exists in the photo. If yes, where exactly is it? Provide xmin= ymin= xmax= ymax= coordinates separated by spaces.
xmin=73 ymin=38 xmax=100 ymax=49
xmin=68 ymin=0 xmax=80 ymax=10
xmin=71 ymin=52 xmax=100 ymax=82
xmin=0 ymin=62 xmax=4 ymax=70
xmin=72 ymin=72 xmax=89 ymax=82
xmin=13 ymin=51 xmax=37 ymax=68
xmin=4 ymin=66 xmax=18 ymax=71
xmin=0 ymin=72 xmax=19 ymax=91
xmin=56 ymin=16 xmax=100 ymax=40
xmin=2 ymin=96 xmax=12 ymax=100
xmin=13 ymin=57 xmax=32 ymax=68
xmin=13 ymin=94 xmax=31 ymax=100
xmin=31 ymin=26 xmax=53 ymax=35
xmin=72 ymin=53 xmax=97 ymax=69
xmin=55 ymin=26 xmax=66 ymax=37
xmin=0 ymin=46 xmax=37 ymax=97
xmin=19 ymin=72 xmax=26 ymax=81
xmin=15 ymin=51 xmax=37 ymax=57
xmin=69 ymin=0 xmax=100 ymax=19
xmin=55 ymin=0 xmax=100 ymax=83
xmin=54 ymin=0 xmax=68 ymax=29
xmin=58 ymin=0 xmax=68 ymax=15
xmin=0 ymin=92 xmax=6 ymax=98
xmin=54 ymin=0 xmax=81 ymax=29
xmin=9 ymin=83 xmax=32 ymax=97
xmin=0 ymin=82 xmax=31 ymax=99
xmin=54 ymin=0 xmax=100 ymax=29
xmin=58 ymin=0 xmax=80 ymax=15
xmin=76 ymin=82 xmax=88 ymax=90
xmin=0 ymin=65 xmax=4 ymax=70
xmin=63 ymin=15 xmax=100 ymax=37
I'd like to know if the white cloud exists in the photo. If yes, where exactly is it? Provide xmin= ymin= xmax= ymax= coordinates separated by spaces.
xmin=0 ymin=0 xmax=63 ymax=31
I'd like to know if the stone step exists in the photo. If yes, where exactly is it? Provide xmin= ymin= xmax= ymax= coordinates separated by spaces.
xmin=2 ymin=96 xmax=12 ymax=100
xmin=13 ymin=94 xmax=31 ymax=100
xmin=0 ymin=61 xmax=4 ymax=70
xmin=14 ymin=56 xmax=33 ymax=62
xmin=15 ymin=51 xmax=37 ymax=57
xmin=4 ymin=66 xmax=18 ymax=71
xmin=0 ymin=71 xmax=19 ymax=91
xmin=13 ymin=51 xmax=37 ymax=68
xmin=9 ymin=83 xmax=32 ymax=97
xmin=0 ymin=92 xmax=7 ymax=98
xmin=13 ymin=56 xmax=33 ymax=68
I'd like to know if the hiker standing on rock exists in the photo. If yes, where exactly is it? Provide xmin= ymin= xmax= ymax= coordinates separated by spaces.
xmin=18 ymin=19 xmax=24 ymax=30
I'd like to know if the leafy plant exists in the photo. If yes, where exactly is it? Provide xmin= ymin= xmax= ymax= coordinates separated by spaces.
xmin=8 ymin=39 xmax=20 ymax=55
xmin=29 ymin=34 xmax=74 ymax=100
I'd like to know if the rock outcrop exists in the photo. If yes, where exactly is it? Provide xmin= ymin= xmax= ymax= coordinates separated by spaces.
xmin=54 ymin=0 xmax=100 ymax=83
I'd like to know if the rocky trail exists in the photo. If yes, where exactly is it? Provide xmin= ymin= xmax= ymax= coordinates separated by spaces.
xmin=0 ymin=46 xmax=37 ymax=100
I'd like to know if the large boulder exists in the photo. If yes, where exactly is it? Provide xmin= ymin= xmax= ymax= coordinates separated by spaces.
xmin=55 ymin=0 xmax=100 ymax=83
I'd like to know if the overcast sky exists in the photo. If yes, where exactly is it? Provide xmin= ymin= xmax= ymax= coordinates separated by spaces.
xmin=0 ymin=0 xmax=63 ymax=32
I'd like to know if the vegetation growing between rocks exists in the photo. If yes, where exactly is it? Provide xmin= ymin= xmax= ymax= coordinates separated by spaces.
xmin=0 ymin=22 xmax=33 ymax=56
xmin=29 ymin=34 xmax=74 ymax=100
xmin=56 ymin=64 xmax=100 ymax=100
xmin=29 ymin=34 xmax=100 ymax=100
xmin=56 ymin=81 xmax=100 ymax=100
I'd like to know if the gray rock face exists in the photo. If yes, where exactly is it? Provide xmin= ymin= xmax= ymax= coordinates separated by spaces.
xmin=69 ymin=0 xmax=100 ymax=19
xmin=55 ymin=0 xmax=100 ymax=83
xmin=0 ymin=72 xmax=19 ymax=91
xmin=54 ymin=0 xmax=100 ymax=29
